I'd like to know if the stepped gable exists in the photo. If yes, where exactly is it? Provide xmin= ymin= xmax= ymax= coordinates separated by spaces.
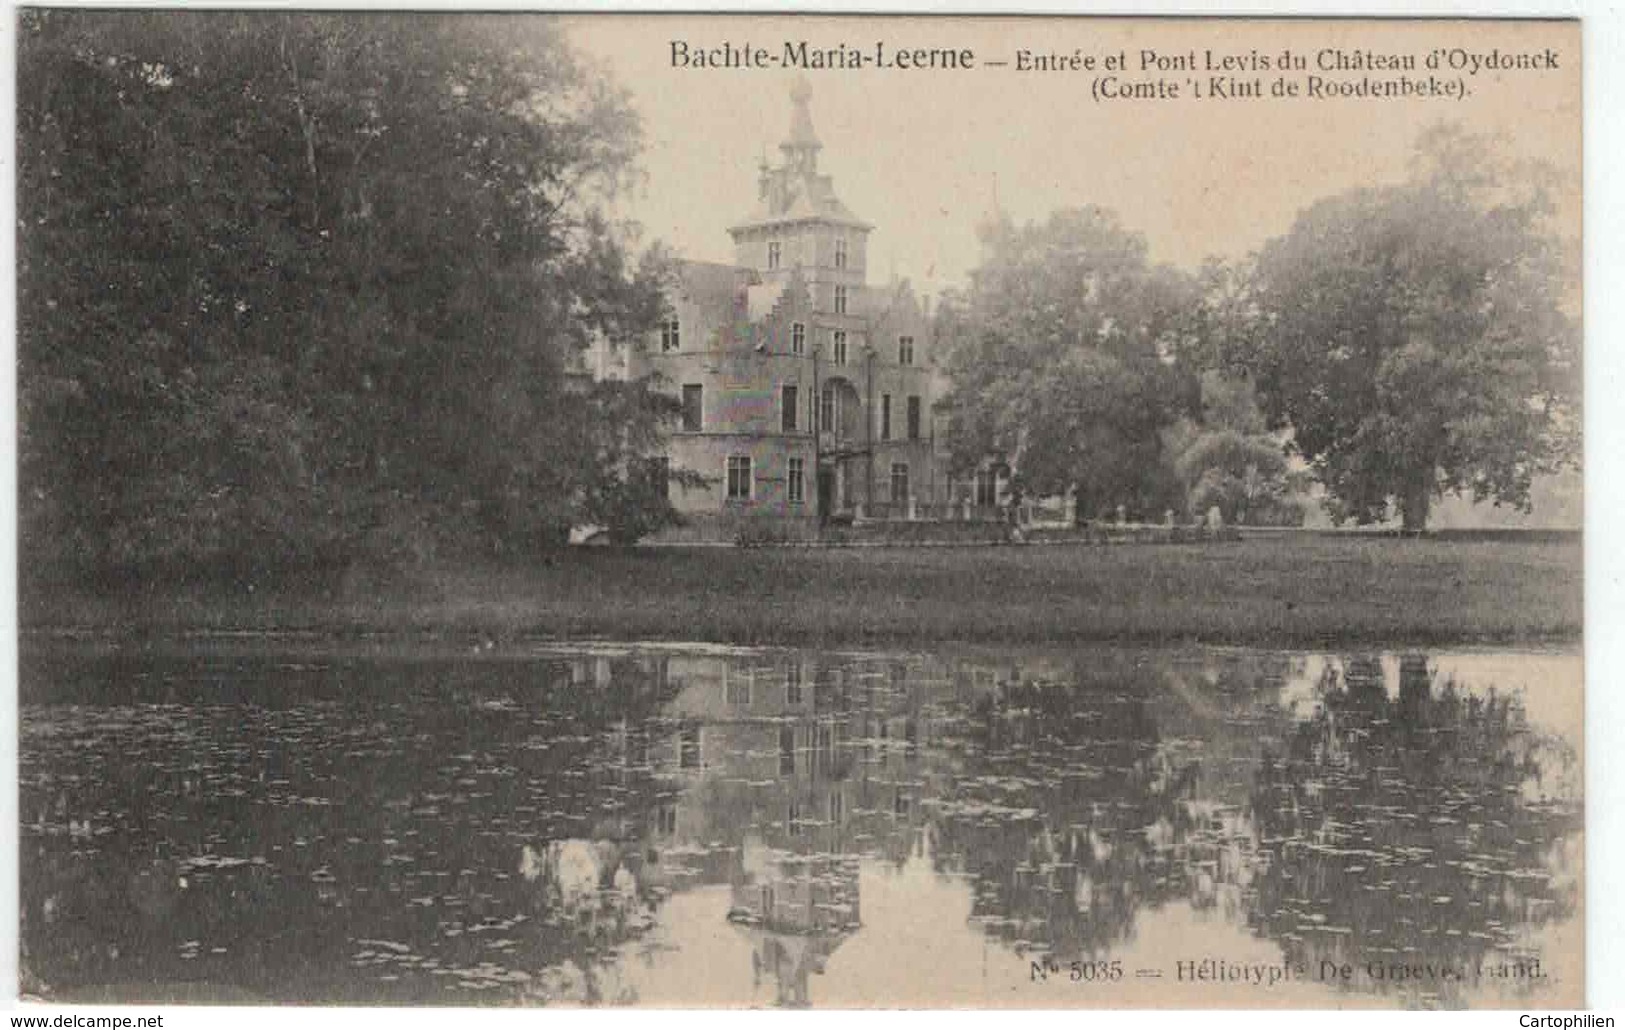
xmin=673 ymin=259 xmax=759 ymax=351
xmin=747 ymin=279 xmax=787 ymax=322
xmin=769 ymin=266 xmax=814 ymax=322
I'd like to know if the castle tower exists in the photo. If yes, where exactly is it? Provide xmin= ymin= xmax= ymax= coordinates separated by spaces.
xmin=639 ymin=76 xmax=940 ymax=540
xmin=729 ymin=79 xmax=872 ymax=306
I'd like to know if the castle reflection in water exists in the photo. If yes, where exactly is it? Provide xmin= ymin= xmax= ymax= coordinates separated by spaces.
xmin=519 ymin=647 xmax=1579 ymax=1006
xmin=18 ymin=644 xmax=1582 ymax=1007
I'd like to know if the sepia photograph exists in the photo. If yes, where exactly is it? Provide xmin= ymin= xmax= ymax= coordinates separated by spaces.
xmin=10 ymin=11 xmax=1588 ymax=1011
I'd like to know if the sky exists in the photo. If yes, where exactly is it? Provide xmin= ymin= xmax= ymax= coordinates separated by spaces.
xmin=561 ymin=16 xmax=1580 ymax=298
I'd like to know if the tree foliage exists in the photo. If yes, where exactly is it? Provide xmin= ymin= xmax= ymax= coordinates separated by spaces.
xmin=936 ymin=208 xmax=1198 ymax=520
xmin=1235 ymin=126 xmax=1579 ymax=531
xmin=1166 ymin=372 xmax=1307 ymax=526
xmin=18 ymin=11 xmax=680 ymax=572
xmin=1174 ymin=428 xmax=1305 ymax=527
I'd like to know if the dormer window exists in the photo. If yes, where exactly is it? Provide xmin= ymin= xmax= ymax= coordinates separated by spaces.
xmin=834 ymin=286 xmax=848 ymax=315
xmin=661 ymin=318 xmax=680 ymax=353
xmin=834 ymin=237 xmax=848 ymax=269
xmin=767 ymin=241 xmax=781 ymax=270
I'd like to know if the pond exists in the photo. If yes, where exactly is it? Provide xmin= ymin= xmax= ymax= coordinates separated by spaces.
xmin=18 ymin=638 xmax=1583 ymax=1008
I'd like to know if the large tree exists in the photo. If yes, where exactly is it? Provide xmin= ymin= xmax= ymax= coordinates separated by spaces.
xmin=937 ymin=208 xmax=1198 ymax=520
xmin=18 ymin=11 xmax=678 ymax=572
xmin=1164 ymin=260 xmax=1309 ymax=527
xmin=1237 ymin=127 xmax=1579 ymax=531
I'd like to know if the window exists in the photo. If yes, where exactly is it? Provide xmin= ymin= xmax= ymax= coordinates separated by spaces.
xmin=727 ymin=455 xmax=752 ymax=500
xmin=780 ymin=725 xmax=796 ymax=775
xmin=680 ymin=725 xmax=701 ymax=769
xmin=834 ymin=285 xmax=848 ymax=315
xmin=832 ymin=331 xmax=847 ymax=365
xmin=767 ymin=240 xmax=781 ymax=269
xmin=681 ymin=384 xmax=703 ymax=432
xmin=819 ymin=387 xmax=834 ymax=434
xmin=781 ymin=384 xmax=798 ymax=432
xmin=880 ymin=394 xmax=892 ymax=440
xmin=786 ymin=663 xmax=803 ymax=705
xmin=791 ymin=322 xmax=806 ymax=355
xmin=660 ymin=318 xmax=680 ymax=353
xmin=726 ymin=670 xmax=751 ymax=706
xmin=907 ymin=396 xmax=922 ymax=441
xmin=788 ymin=799 xmax=804 ymax=836
xmin=891 ymin=462 xmax=910 ymax=504
xmin=657 ymin=805 xmax=677 ymax=835
xmin=788 ymin=457 xmax=805 ymax=504
xmin=834 ymin=237 xmax=848 ymax=269
xmin=898 ymin=335 xmax=915 ymax=365
xmin=976 ymin=467 xmax=998 ymax=507
xmin=829 ymin=790 xmax=844 ymax=823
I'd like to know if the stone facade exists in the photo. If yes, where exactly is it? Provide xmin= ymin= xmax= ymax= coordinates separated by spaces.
xmin=626 ymin=79 xmax=949 ymax=541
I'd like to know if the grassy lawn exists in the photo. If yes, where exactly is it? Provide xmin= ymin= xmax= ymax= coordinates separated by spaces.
xmin=20 ymin=536 xmax=1582 ymax=648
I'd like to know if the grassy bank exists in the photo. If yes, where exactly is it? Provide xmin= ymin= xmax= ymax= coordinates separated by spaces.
xmin=19 ymin=535 xmax=1582 ymax=648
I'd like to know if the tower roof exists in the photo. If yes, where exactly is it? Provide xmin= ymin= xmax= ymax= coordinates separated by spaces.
xmin=731 ymin=78 xmax=869 ymax=236
xmin=782 ymin=76 xmax=821 ymax=153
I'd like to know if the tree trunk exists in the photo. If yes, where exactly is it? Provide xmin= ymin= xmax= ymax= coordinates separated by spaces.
xmin=1399 ymin=479 xmax=1432 ymax=534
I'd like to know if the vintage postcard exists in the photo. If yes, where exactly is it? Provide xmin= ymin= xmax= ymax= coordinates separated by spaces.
xmin=12 ymin=12 xmax=1583 ymax=1012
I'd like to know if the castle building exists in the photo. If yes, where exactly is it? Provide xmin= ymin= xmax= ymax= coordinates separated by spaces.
xmin=631 ymin=79 xmax=948 ymax=541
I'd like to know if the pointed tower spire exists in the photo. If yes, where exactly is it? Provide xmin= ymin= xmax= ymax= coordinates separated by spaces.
xmin=781 ymin=76 xmax=821 ymax=174
xmin=730 ymin=75 xmax=869 ymax=252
